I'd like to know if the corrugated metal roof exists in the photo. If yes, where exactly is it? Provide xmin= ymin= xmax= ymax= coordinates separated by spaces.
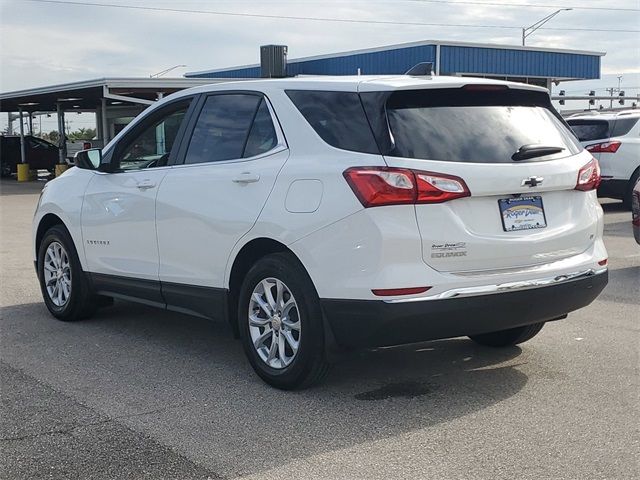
xmin=439 ymin=46 xmax=600 ymax=79
xmin=186 ymin=40 xmax=603 ymax=81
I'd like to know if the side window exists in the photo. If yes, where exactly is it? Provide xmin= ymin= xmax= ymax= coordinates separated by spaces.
xmin=116 ymin=100 xmax=190 ymax=171
xmin=285 ymin=90 xmax=379 ymax=154
xmin=184 ymin=94 xmax=263 ymax=164
xmin=244 ymin=99 xmax=278 ymax=158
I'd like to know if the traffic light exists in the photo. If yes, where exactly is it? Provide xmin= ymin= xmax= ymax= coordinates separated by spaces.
xmin=619 ymin=91 xmax=625 ymax=105
xmin=589 ymin=91 xmax=596 ymax=105
xmin=559 ymin=90 xmax=565 ymax=105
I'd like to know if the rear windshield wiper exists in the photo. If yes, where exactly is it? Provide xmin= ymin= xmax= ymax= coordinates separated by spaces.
xmin=511 ymin=144 xmax=565 ymax=161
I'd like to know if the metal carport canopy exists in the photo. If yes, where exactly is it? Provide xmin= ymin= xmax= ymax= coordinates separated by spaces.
xmin=0 ymin=77 xmax=220 ymax=112
xmin=0 ymin=77 xmax=223 ymax=168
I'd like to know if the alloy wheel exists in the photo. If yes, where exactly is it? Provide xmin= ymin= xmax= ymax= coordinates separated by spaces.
xmin=43 ymin=241 xmax=72 ymax=307
xmin=248 ymin=277 xmax=301 ymax=369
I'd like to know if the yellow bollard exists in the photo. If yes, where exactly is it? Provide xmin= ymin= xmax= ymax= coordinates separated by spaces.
xmin=55 ymin=164 xmax=70 ymax=177
xmin=16 ymin=163 xmax=30 ymax=182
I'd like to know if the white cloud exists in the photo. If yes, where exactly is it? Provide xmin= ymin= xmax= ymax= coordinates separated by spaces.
xmin=0 ymin=0 xmax=638 ymax=125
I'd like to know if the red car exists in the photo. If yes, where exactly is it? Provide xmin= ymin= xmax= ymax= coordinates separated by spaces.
xmin=0 ymin=135 xmax=59 ymax=177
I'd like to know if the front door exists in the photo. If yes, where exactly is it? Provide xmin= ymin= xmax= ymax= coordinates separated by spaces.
xmin=81 ymin=99 xmax=193 ymax=295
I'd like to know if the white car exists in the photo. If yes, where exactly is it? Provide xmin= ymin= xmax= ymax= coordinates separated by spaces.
xmin=567 ymin=111 xmax=640 ymax=209
xmin=33 ymin=75 xmax=608 ymax=389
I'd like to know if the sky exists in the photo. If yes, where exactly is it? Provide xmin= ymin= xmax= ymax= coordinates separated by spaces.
xmin=1 ymin=0 xmax=639 ymax=132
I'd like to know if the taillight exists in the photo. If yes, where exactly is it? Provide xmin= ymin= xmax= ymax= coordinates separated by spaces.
xmin=585 ymin=141 xmax=621 ymax=153
xmin=575 ymin=158 xmax=601 ymax=192
xmin=343 ymin=167 xmax=470 ymax=207
xmin=82 ymin=141 xmax=92 ymax=150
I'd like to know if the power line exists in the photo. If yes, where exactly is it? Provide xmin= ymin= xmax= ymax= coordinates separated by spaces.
xmin=402 ymin=0 xmax=640 ymax=12
xmin=68 ymin=0 xmax=640 ymax=13
xmin=23 ymin=0 xmax=640 ymax=33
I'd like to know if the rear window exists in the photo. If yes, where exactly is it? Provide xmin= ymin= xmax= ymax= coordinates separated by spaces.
xmin=285 ymin=90 xmax=379 ymax=154
xmin=362 ymin=88 xmax=581 ymax=163
xmin=567 ymin=120 xmax=610 ymax=141
xmin=567 ymin=117 xmax=639 ymax=141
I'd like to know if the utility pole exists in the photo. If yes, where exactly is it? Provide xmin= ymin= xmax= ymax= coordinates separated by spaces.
xmin=606 ymin=75 xmax=623 ymax=108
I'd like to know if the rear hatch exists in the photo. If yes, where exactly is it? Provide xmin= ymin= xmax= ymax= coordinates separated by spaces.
xmin=361 ymin=85 xmax=598 ymax=273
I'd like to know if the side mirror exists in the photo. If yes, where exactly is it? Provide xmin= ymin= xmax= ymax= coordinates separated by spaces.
xmin=74 ymin=148 xmax=102 ymax=170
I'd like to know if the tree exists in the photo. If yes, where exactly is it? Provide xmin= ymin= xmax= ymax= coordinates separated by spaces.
xmin=68 ymin=128 xmax=96 ymax=141
xmin=42 ymin=130 xmax=59 ymax=143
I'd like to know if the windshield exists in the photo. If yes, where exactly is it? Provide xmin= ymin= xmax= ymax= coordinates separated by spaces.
xmin=362 ymin=88 xmax=581 ymax=164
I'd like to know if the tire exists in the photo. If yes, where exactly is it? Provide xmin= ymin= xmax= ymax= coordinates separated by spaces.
xmin=37 ymin=225 xmax=97 ymax=321
xmin=469 ymin=322 xmax=545 ymax=347
xmin=622 ymin=169 xmax=640 ymax=210
xmin=238 ymin=252 xmax=330 ymax=390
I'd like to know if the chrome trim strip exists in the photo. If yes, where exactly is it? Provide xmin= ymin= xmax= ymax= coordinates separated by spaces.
xmin=383 ymin=268 xmax=607 ymax=304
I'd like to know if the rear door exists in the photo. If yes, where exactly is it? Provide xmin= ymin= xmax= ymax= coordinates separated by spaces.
xmin=362 ymin=86 xmax=597 ymax=273
xmin=155 ymin=92 xmax=288 ymax=308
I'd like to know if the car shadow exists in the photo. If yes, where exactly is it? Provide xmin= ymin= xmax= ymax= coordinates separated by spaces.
xmin=600 ymin=200 xmax=628 ymax=213
xmin=598 ymin=265 xmax=640 ymax=306
xmin=1 ymin=300 xmax=528 ymax=478
xmin=0 ymin=177 xmax=50 ymax=196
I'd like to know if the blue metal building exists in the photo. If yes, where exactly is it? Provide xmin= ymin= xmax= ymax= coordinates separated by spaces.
xmin=186 ymin=40 xmax=604 ymax=88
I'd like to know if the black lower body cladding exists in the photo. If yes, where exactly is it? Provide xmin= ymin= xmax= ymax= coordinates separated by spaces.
xmin=321 ymin=270 xmax=608 ymax=348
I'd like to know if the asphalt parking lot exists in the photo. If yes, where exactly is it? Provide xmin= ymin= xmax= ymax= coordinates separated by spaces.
xmin=0 ymin=178 xmax=638 ymax=480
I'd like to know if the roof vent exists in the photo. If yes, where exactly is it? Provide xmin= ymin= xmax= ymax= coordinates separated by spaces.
xmin=260 ymin=45 xmax=288 ymax=78
xmin=405 ymin=62 xmax=434 ymax=77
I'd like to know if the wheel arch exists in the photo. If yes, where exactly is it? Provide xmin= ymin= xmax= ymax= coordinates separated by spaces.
xmin=226 ymin=237 xmax=306 ymax=337
xmin=35 ymin=213 xmax=66 ymax=259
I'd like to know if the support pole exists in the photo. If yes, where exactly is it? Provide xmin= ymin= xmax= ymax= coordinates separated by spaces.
xmin=101 ymin=97 xmax=108 ymax=144
xmin=56 ymin=103 xmax=66 ymax=164
xmin=17 ymin=108 xmax=30 ymax=181
xmin=18 ymin=108 xmax=26 ymax=164
xmin=28 ymin=114 xmax=33 ymax=135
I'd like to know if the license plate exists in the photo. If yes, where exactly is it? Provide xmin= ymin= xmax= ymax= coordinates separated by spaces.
xmin=498 ymin=196 xmax=547 ymax=232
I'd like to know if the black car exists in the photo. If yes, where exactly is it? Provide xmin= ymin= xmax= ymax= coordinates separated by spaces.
xmin=0 ymin=135 xmax=59 ymax=177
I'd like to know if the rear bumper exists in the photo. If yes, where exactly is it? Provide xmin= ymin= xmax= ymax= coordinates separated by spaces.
xmin=321 ymin=269 xmax=608 ymax=348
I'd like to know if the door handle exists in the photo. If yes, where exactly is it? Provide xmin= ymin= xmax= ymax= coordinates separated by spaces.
xmin=136 ymin=179 xmax=156 ymax=190
xmin=232 ymin=172 xmax=260 ymax=184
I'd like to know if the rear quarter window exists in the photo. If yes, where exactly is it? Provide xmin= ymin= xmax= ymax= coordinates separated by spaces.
xmin=611 ymin=117 xmax=639 ymax=137
xmin=285 ymin=90 xmax=379 ymax=154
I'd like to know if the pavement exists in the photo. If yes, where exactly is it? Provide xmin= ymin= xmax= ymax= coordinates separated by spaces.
xmin=1 ymin=178 xmax=638 ymax=480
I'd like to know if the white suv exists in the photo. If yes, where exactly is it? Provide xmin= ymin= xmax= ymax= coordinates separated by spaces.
xmin=567 ymin=111 xmax=640 ymax=208
xmin=33 ymin=76 xmax=608 ymax=389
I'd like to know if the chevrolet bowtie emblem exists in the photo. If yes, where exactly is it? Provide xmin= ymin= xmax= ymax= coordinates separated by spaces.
xmin=522 ymin=176 xmax=544 ymax=187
